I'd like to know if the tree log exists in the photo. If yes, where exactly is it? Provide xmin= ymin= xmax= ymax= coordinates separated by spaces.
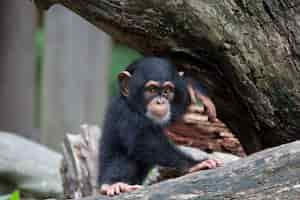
xmin=0 ymin=132 xmax=62 ymax=198
xmin=32 ymin=0 xmax=300 ymax=154
xmin=167 ymin=102 xmax=246 ymax=157
xmin=75 ymin=141 xmax=300 ymax=200
xmin=61 ymin=124 xmax=241 ymax=197
xmin=61 ymin=124 xmax=101 ymax=199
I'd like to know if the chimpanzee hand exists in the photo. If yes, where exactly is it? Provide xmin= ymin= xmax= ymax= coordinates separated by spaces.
xmin=187 ymin=85 xmax=217 ymax=122
xmin=100 ymin=183 xmax=143 ymax=196
xmin=188 ymin=159 xmax=222 ymax=173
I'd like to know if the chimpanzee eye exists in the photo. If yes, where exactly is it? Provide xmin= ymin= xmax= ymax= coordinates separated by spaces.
xmin=163 ymin=86 xmax=174 ymax=95
xmin=147 ymin=86 xmax=158 ymax=93
xmin=163 ymin=89 xmax=169 ymax=94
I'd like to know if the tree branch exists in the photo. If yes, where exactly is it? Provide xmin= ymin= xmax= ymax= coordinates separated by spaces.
xmin=81 ymin=141 xmax=300 ymax=200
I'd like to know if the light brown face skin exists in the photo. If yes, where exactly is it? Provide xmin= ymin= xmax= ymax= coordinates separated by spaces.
xmin=187 ymin=84 xmax=217 ymax=122
xmin=100 ymin=183 xmax=143 ymax=196
xmin=188 ymin=159 xmax=222 ymax=173
xmin=144 ymin=81 xmax=175 ymax=124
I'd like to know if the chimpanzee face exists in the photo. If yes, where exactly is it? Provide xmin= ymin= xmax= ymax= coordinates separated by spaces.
xmin=118 ymin=57 xmax=189 ymax=125
xmin=143 ymin=80 xmax=175 ymax=124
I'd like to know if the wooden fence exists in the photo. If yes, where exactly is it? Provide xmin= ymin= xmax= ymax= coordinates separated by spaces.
xmin=0 ymin=2 xmax=111 ymax=152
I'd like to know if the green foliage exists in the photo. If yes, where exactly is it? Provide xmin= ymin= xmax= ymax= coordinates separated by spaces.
xmin=109 ymin=44 xmax=142 ymax=96
xmin=36 ymin=28 xmax=45 ymax=66
xmin=34 ymin=27 xmax=45 ymax=128
xmin=9 ymin=191 xmax=19 ymax=200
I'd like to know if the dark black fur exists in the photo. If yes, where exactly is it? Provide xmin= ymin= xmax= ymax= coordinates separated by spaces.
xmin=98 ymin=57 xmax=207 ymax=185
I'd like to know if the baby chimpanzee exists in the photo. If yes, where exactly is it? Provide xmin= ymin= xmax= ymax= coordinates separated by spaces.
xmin=98 ymin=57 xmax=221 ymax=196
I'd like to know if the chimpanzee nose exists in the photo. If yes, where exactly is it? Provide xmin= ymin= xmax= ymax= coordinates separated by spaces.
xmin=156 ymin=97 xmax=165 ymax=104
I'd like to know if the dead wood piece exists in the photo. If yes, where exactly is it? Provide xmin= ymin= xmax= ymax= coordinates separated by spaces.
xmin=167 ymin=113 xmax=246 ymax=157
xmin=61 ymin=124 xmax=100 ymax=199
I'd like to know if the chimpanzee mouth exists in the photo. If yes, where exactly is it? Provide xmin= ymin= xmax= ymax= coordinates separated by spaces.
xmin=146 ymin=110 xmax=171 ymax=125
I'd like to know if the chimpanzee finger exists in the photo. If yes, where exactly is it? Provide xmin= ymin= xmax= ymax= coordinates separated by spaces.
xmin=112 ymin=186 xmax=118 ymax=196
xmin=212 ymin=159 xmax=223 ymax=167
xmin=195 ymin=92 xmax=217 ymax=122
xmin=115 ymin=184 xmax=121 ymax=194
xmin=187 ymin=85 xmax=197 ymax=104
xmin=213 ymin=159 xmax=223 ymax=167
xmin=202 ymin=161 xmax=213 ymax=169
xmin=119 ymin=183 xmax=127 ymax=192
xmin=121 ymin=183 xmax=133 ymax=192
xmin=131 ymin=185 xmax=143 ymax=190
xmin=112 ymin=184 xmax=121 ymax=196
xmin=107 ymin=187 xmax=114 ymax=196
xmin=207 ymin=159 xmax=217 ymax=168
xmin=126 ymin=184 xmax=142 ymax=192
xmin=188 ymin=162 xmax=208 ymax=173
xmin=125 ymin=186 xmax=136 ymax=192
xmin=100 ymin=184 xmax=109 ymax=195
xmin=207 ymin=159 xmax=222 ymax=168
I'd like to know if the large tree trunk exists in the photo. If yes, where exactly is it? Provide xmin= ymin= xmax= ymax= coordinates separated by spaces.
xmin=33 ymin=0 xmax=300 ymax=154
xmin=61 ymin=127 xmax=300 ymax=200
xmin=75 ymin=141 xmax=300 ymax=200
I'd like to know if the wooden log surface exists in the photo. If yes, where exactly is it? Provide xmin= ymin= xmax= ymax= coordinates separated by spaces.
xmin=62 ymin=124 xmax=101 ymax=199
xmin=167 ymin=102 xmax=246 ymax=157
xmin=0 ymin=132 xmax=62 ymax=198
xmin=77 ymin=141 xmax=300 ymax=200
xmin=61 ymin=124 xmax=240 ymax=198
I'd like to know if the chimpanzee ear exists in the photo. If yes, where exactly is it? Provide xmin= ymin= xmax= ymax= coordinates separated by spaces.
xmin=118 ymin=71 xmax=132 ymax=97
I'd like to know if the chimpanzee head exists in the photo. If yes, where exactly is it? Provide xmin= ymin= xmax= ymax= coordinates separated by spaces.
xmin=118 ymin=57 xmax=189 ymax=125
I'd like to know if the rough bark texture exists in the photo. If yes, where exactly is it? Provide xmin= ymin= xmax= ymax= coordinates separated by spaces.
xmin=166 ymin=86 xmax=246 ymax=157
xmin=33 ymin=0 xmax=300 ymax=154
xmin=74 ymin=141 xmax=300 ymax=200
xmin=166 ymin=103 xmax=246 ymax=157
xmin=61 ymin=124 xmax=101 ymax=199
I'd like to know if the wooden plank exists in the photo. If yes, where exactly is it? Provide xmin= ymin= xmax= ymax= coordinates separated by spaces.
xmin=42 ymin=5 xmax=111 ymax=152
xmin=0 ymin=1 xmax=37 ymax=140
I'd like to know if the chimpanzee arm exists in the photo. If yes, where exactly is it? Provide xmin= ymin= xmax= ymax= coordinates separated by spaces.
xmin=99 ymin=156 xmax=140 ymax=185
xmin=185 ymin=76 xmax=207 ymax=94
xmin=185 ymin=77 xmax=217 ymax=122
xmin=123 ymin=128 xmax=208 ymax=172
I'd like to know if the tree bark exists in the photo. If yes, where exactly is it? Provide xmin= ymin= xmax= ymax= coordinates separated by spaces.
xmin=61 ymin=124 xmax=242 ymax=198
xmin=32 ymin=0 xmax=300 ymax=154
xmin=61 ymin=126 xmax=300 ymax=200
xmin=61 ymin=124 xmax=101 ymax=199
xmin=72 ymin=141 xmax=300 ymax=200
